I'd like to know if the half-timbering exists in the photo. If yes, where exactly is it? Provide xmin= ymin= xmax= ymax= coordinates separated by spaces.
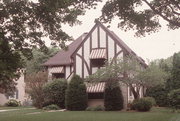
xmin=43 ymin=20 xmax=147 ymax=108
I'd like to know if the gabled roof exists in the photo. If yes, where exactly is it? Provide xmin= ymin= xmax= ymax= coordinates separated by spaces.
xmin=44 ymin=20 xmax=147 ymax=67
xmin=43 ymin=33 xmax=87 ymax=66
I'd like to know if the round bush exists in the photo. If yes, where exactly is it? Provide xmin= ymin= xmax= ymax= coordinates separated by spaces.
xmin=65 ymin=75 xmax=87 ymax=111
xmin=168 ymin=89 xmax=180 ymax=109
xmin=5 ymin=99 xmax=19 ymax=107
xmin=132 ymin=98 xmax=153 ymax=112
xmin=43 ymin=79 xmax=67 ymax=108
xmin=43 ymin=104 xmax=60 ymax=110
xmin=144 ymin=97 xmax=156 ymax=106
xmin=104 ymin=79 xmax=124 ymax=111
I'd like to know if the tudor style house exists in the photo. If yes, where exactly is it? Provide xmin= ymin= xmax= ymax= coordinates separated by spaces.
xmin=43 ymin=20 xmax=147 ymax=108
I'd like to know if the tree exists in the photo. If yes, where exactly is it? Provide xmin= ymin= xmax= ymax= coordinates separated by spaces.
xmin=43 ymin=79 xmax=67 ymax=108
xmin=104 ymin=79 xmax=124 ymax=111
xmin=0 ymin=33 xmax=23 ymax=94
xmin=87 ymin=56 xmax=168 ymax=99
xmin=146 ymin=85 xmax=169 ymax=107
xmin=0 ymin=0 xmax=100 ymax=93
xmin=25 ymin=48 xmax=59 ymax=74
xmin=25 ymin=71 xmax=48 ymax=108
xmin=65 ymin=75 xmax=87 ymax=111
xmin=100 ymin=0 xmax=180 ymax=36
xmin=169 ymin=53 xmax=180 ymax=90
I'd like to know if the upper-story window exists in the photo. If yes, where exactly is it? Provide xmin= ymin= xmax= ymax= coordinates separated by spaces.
xmin=49 ymin=66 xmax=65 ymax=79
xmin=90 ymin=48 xmax=107 ymax=67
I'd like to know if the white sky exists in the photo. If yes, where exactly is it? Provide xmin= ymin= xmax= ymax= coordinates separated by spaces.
xmin=59 ymin=1 xmax=180 ymax=62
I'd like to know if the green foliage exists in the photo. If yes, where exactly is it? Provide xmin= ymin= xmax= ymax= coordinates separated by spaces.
xmin=86 ymin=105 xmax=105 ymax=111
xmin=137 ymin=62 xmax=168 ymax=88
xmin=87 ymin=56 xmax=168 ymax=99
xmin=5 ymin=99 xmax=20 ymax=107
xmin=169 ymin=53 xmax=180 ymax=90
xmin=143 ymin=97 xmax=156 ymax=106
xmin=100 ymin=0 xmax=180 ymax=36
xmin=0 ymin=0 xmax=100 ymax=93
xmin=25 ymin=48 xmax=59 ymax=74
xmin=0 ymin=0 xmax=101 ymax=53
xmin=168 ymin=89 xmax=180 ymax=109
xmin=146 ymin=85 xmax=168 ymax=107
xmin=131 ymin=98 xmax=153 ymax=112
xmin=43 ymin=79 xmax=67 ymax=108
xmin=25 ymin=71 xmax=48 ymax=109
xmin=104 ymin=80 xmax=123 ymax=111
xmin=65 ymin=75 xmax=87 ymax=111
xmin=43 ymin=104 xmax=60 ymax=110
xmin=0 ymin=34 xmax=24 ymax=94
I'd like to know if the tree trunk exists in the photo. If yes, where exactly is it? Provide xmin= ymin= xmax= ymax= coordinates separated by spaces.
xmin=130 ymin=85 xmax=140 ymax=99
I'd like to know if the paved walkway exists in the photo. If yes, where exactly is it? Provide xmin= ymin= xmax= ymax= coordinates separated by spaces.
xmin=0 ymin=108 xmax=35 ymax=112
xmin=26 ymin=109 xmax=66 ymax=115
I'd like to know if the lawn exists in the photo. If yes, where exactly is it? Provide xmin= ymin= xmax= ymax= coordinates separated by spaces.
xmin=0 ymin=107 xmax=179 ymax=121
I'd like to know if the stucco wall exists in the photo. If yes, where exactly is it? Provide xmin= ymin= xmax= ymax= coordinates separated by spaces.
xmin=0 ymin=73 xmax=26 ymax=105
xmin=88 ymin=99 xmax=104 ymax=107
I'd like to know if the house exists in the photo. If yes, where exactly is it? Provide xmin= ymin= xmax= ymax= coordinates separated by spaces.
xmin=0 ymin=72 xmax=27 ymax=106
xmin=43 ymin=20 xmax=147 ymax=108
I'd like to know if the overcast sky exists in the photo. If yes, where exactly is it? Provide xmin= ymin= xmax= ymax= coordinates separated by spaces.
xmin=60 ymin=1 xmax=180 ymax=62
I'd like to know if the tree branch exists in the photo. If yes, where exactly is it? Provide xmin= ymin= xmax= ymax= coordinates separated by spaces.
xmin=143 ymin=0 xmax=180 ymax=27
xmin=168 ymin=4 xmax=180 ymax=15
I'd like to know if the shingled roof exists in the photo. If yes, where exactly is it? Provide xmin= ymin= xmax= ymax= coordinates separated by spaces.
xmin=43 ymin=20 xmax=147 ymax=67
xmin=43 ymin=33 xmax=87 ymax=66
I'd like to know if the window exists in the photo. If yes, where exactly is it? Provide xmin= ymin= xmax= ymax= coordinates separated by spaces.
xmin=90 ymin=48 xmax=107 ymax=67
xmin=91 ymin=59 xmax=106 ymax=67
xmin=88 ymin=93 xmax=104 ymax=99
xmin=7 ymin=90 xmax=19 ymax=99
xmin=52 ymin=73 xmax=65 ymax=79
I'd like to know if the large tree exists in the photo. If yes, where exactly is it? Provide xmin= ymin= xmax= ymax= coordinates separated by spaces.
xmin=87 ymin=56 xmax=168 ymax=99
xmin=169 ymin=52 xmax=180 ymax=90
xmin=100 ymin=0 xmax=180 ymax=36
xmin=0 ymin=0 xmax=100 ymax=92
xmin=0 ymin=33 xmax=23 ymax=94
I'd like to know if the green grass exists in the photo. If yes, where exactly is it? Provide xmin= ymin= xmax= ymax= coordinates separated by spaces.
xmin=0 ymin=107 xmax=179 ymax=121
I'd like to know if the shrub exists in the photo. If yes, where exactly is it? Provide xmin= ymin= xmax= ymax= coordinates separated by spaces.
xmin=131 ymin=98 xmax=153 ymax=112
xmin=65 ymin=75 xmax=87 ymax=111
xmin=25 ymin=71 xmax=48 ymax=109
xmin=86 ymin=105 xmax=104 ymax=111
xmin=146 ymin=85 xmax=168 ymax=107
xmin=43 ymin=79 xmax=67 ymax=108
xmin=104 ymin=79 xmax=124 ymax=111
xmin=43 ymin=104 xmax=60 ymax=110
xmin=168 ymin=89 xmax=180 ymax=109
xmin=144 ymin=97 xmax=156 ymax=106
xmin=5 ymin=99 xmax=19 ymax=107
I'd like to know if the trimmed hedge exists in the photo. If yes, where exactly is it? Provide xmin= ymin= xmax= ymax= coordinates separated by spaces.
xmin=43 ymin=79 xmax=67 ymax=108
xmin=104 ymin=80 xmax=124 ymax=111
xmin=131 ymin=98 xmax=153 ymax=112
xmin=168 ymin=89 xmax=180 ymax=109
xmin=65 ymin=75 xmax=87 ymax=111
